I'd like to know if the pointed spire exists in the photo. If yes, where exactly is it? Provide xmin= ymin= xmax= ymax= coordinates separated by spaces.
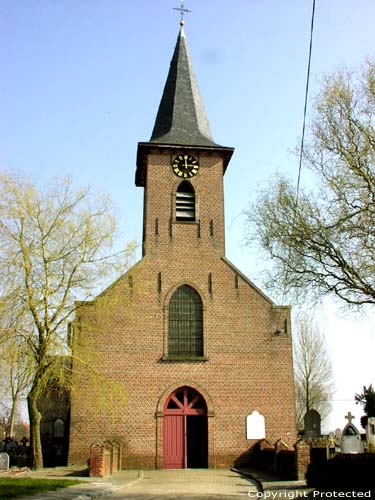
xmin=150 ymin=26 xmax=217 ymax=147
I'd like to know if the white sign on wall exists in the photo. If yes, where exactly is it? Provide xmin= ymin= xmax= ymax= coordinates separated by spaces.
xmin=246 ymin=410 xmax=265 ymax=440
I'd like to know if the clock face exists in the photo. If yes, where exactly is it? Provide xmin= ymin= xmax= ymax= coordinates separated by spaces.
xmin=172 ymin=154 xmax=199 ymax=178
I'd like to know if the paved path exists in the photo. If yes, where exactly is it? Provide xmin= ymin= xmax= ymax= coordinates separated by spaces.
xmin=102 ymin=469 xmax=257 ymax=499
xmin=6 ymin=468 xmax=257 ymax=500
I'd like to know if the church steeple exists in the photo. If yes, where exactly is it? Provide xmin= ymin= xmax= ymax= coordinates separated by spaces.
xmin=150 ymin=25 xmax=217 ymax=147
xmin=136 ymin=22 xmax=234 ymax=188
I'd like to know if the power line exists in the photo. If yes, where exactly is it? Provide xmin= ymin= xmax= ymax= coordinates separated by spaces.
xmin=296 ymin=0 xmax=316 ymax=203
xmin=275 ymin=0 xmax=316 ymax=331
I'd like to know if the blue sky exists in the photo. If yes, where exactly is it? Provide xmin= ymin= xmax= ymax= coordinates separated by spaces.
xmin=1 ymin=0 xmax=375 ymax=433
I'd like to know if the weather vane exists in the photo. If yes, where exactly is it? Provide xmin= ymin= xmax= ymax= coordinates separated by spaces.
xmin=174 ymin=0 xmax=191 ymax=26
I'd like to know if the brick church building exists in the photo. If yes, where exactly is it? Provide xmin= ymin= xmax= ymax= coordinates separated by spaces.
xmin=68 ymin=22 xmax=297 ymax=469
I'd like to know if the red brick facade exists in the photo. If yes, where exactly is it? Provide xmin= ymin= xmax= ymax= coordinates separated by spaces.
xmin=68 ymin=148 xmax=297 ymax=468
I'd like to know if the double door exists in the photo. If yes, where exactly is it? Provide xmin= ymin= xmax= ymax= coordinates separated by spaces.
xmin=163 ymin=387 xmax=208 ymax=469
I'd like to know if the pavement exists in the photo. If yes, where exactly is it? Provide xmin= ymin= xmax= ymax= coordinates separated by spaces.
xmin=232 ymin=467 xmax=313 ymax=498
xmin=232 ymin=467 xmax=307 ymax=490
xmin=0 ymin=466 xmax=312 ymax=500
xmin=97 ymin=469 xmax=257 ymax=499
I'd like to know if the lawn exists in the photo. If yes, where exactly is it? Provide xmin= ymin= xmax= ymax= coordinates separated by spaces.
xmin=0 ymin=477 xmax=85 ymax=499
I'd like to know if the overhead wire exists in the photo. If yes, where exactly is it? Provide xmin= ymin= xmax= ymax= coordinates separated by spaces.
xmin=296 ymin=0 xmax=316 ymax=204
xmin=275 ymin=0 xmax=316 ymax=333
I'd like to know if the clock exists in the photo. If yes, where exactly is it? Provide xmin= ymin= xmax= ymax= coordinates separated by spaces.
xmin=172 ymin=154 xmax=199 ymax=178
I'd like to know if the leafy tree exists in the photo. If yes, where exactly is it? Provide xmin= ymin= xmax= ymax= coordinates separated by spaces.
xmin=355 ymin=384 xmax=375 ymax=429
xmin=0 ymin=173 xmax=135 ymax=469
xmin=293 ymin=315 xmax=334 ymax=430
xmin=245 ymin=59 xmax=375 ymax=306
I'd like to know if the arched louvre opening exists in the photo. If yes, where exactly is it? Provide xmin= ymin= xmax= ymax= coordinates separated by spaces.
xmin=168 ymin=285 xmax=203 ymax=357
xmin=176 ymin=182 xmax=195 ymax=221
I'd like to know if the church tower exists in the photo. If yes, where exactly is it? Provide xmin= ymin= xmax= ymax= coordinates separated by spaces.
xmin=136 ymin=24 xmax=234 ymax=260
xmin=69 ymin=18 xmax=297 ymax=470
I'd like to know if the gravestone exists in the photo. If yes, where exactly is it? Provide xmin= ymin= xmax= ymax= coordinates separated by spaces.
xmin=341 ymin=412 xmax=364 ymax=453
xmin=334 ymin=428 xmax=342 ymax=450
xmin=304 ymin=409 xmax=321 ymax=438
xmin=53 ymin=418 xmax=65 ymax=438
xmin=0 ymin=452 xmax=10 ymax=471
xmin=246 ymin=410 xmax=265 ymax=440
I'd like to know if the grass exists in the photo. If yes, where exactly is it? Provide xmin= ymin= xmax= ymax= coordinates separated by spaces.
xmin=0 ymin=477 xmax=85 ymax=499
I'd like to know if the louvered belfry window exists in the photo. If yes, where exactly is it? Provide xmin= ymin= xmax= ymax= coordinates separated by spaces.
xmin=168 ymin=285 xmax=203 ymax=357
xmin=176 ymin=181 xmax=195 ymax=221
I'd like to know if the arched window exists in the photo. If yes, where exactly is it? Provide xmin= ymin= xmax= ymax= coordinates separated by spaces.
xmin=168 ymin=285 xmax=203 ymax=357
xmin=176 ymin=182 xmax=195 ymax=222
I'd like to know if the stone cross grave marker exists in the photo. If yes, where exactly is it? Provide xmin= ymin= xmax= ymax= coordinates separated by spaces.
xmin=0 ymin=452 xmax=10 ymax=471
xmin=341 ymin=412 xmax=364 ymax=453
xmin=345 ymin=411 xmax=355 ymax=424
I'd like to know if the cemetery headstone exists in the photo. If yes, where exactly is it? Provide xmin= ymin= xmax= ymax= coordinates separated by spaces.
xmin=341 ymin=412 xmax=364 ymax=453
xmin=304 ymin=409 xmax=321 ymax=438
xmin=246 ymin=410 xmax=265 ymax=440
xmin=0 ymin=452 xmax=10 ymax=471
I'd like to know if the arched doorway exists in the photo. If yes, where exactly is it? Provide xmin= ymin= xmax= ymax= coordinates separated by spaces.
xmin=163 ymin=386 xmax=208 ymax=469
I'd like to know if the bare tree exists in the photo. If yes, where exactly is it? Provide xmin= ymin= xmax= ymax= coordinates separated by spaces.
xmin=245 ymin=59 xmax=375 ymax=307
xmin=293 ymin=316 xmax=334 ymax=430
xmin=0 ymin=332 xmax=31 ymax=437
xmin=0 ymin=173 xmax=135 ymax=469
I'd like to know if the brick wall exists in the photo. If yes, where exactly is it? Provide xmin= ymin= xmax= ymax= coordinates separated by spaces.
xmin=68 ymin=148 xmax=297 ymax=468
xmin=89 ymin=439 xmax=122 ymax=477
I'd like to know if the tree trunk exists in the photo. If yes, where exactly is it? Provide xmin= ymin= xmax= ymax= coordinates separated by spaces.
xmin=7 ymin=399 xmax=17 ymax=437
xmin=27 ymin=387 xmax=43 ymax=470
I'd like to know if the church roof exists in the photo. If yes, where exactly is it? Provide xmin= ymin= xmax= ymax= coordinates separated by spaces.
xmin=150 ymin=25 xmax=217 ymax=147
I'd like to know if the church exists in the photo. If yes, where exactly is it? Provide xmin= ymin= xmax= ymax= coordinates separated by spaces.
xmin=68 ymin=19 xmax=297 ymax=469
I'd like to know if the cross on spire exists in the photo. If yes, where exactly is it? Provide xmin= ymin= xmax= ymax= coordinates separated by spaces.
xmin=345 ymin=411 xmax=355 ymax=424
xmin=174 ymin=0 xmax=191 ymax=26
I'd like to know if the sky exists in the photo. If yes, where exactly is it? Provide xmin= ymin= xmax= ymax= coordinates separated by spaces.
xmin=1 ymin=0 xmax=375 ymax=434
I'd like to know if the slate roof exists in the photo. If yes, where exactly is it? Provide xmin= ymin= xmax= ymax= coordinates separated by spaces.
xmin=150 ymin=25 xmax=218 ymax=147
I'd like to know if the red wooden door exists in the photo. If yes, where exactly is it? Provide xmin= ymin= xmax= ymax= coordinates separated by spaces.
xmin=163 ymin=415 xmax=184 ymax=469
xmin=163 ymin=387 xmax=207 ymax=469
